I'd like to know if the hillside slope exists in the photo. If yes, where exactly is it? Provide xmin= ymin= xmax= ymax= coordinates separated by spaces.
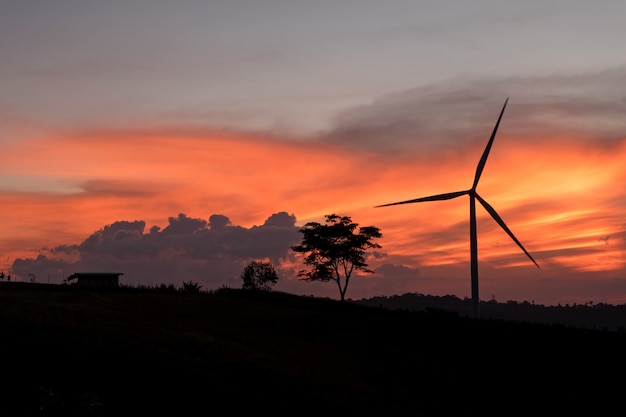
xmin=1 ymin=284 xmax=624 ymax=415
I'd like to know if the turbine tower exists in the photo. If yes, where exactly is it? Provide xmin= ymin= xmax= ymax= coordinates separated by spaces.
xmin=375 ymin=98 xmax=539 ymax=319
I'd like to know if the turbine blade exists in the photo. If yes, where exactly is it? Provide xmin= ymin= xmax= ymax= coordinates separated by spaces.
xmin=375 ymin=190 xmax=469 ymax=208
xmin=475 ymin=192 xmax=540 ymax=268
xmin=472 ymin=98 xmax=508 ymax=190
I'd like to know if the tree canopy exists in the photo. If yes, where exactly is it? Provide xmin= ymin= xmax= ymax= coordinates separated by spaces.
xmin=291 ymin=214 xmax=382 ymax=302
xmin=241 ymin=260 xmax=279 ymax=291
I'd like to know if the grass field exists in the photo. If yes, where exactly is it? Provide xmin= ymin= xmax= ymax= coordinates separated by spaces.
xmin=1 ymin=283 xmax=624 ymax=416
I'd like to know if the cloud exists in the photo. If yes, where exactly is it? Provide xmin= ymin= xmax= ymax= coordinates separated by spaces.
xmin=208 ymin=214 xmax=231 ymax=230
xmin=11 ymin=212 xmax=301 ymax=289
xmin=9 ymin=209 xmax=421 ymax=301
xmin=80 ymin=180 xmax=160 ymax=197
xmin=161 ymin=213 xmax=208 ymax=236
xmin=360 ymin=262 xmax=422 ymax=297
xmin=323 ymin=68 xmax=626 ymax=152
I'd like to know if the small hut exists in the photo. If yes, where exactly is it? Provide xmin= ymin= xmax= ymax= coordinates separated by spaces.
xmin=66 ymin=272 xmax=123 ymax=288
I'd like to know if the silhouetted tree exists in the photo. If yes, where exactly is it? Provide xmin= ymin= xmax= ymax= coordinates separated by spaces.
xmin=241 ymin=261 xmax=279 ymax=291
xmin=181 ymin=280 xmax=202 ymax=294
xmin=291 ymin=214 xmax=382 ymax=302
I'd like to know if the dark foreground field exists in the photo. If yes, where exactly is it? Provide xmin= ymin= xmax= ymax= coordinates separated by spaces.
xmin=1 ymin=283 xmax=625 ymax=416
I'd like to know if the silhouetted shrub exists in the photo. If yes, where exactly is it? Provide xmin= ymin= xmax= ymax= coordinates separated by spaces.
xmin=180 ymin=281 xmax=202 ymax=294
xmin=241 ymin=261 xmax=279 ymax=291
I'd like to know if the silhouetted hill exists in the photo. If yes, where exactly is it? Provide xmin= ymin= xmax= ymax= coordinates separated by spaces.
xmin=1 ymin=283 xmax=624 ymax=415
xmin=356 ymin=292 xmax=626 ymax=331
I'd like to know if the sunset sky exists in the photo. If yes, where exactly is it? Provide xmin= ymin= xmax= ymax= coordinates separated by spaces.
xmin=2 ymin=1 xmax=625 ymax=306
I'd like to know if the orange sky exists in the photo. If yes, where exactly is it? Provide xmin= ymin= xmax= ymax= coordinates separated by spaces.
xmin=2 ymin=118 xmax=625 ymax=306
xmin=3 ymin=3 xmax=626 ymax=307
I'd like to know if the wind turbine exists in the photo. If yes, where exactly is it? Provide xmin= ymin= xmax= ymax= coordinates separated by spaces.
xmin=375 ymin=98 xmax=539 ymax=319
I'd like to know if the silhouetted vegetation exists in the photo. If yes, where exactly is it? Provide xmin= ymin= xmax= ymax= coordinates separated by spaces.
xmin=0 ymin=283 xmax=624 ymax=415
xmin=180 ymin=280 xmax=202 ymax=293
xmin=291 ymin=214 xmax=382 ymax=301
xmin=240 ymin=260 xmax=279 ymax=290
xmin=357 ymin=292 xmax=626 ymax=332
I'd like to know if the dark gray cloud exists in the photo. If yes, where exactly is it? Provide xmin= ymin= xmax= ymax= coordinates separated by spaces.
xmin=9 ymin=210 xmax=422 ymax=301
xmin=209 ymin=214 xmax=231 ymax=230
xmin=323 ymin=68 xmax=626 ymax=153
xmin=11 ymin=212 xmax=301 ymax=289
xmin=161 ymin=213 xmax=207 ymax=236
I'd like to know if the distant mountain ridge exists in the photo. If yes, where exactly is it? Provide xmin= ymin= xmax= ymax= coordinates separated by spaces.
xmin=356 ymin=292 xmax=626 ymax=331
